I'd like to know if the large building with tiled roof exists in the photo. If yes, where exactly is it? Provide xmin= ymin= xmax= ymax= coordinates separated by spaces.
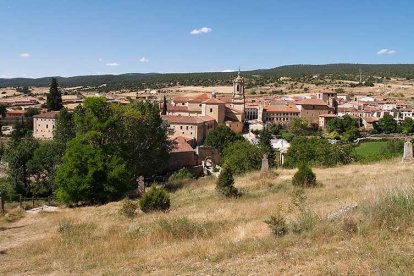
xmin=33 ymin=111 xmax=59 ymax=140
xmin=162 ymin=72 xmax=246 ymax=144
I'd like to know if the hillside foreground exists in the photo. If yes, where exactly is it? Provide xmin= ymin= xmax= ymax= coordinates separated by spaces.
xmin=1 ymin=160 xmax=414 ymax=275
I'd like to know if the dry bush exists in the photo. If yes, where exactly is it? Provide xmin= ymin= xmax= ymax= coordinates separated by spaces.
xmin=119 ymin=199 xmax=138 ymax=218
xmin=342 ymin=216 xmax=358 ymax=235
xmin=2 ymin=206 xmax=25 ymax=223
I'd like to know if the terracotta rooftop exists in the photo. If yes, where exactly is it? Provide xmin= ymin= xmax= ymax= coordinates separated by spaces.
xmin=161 ymin=115 xmax=215 ymax=124
xmin=363 ymin=117 xmax=380 ymax=123
xmin=161 ymin=104 xmax=189 ymax=112
xmin=319 ymin=114 xmax=338 ymax=118
xmin=295 ymin=99 xmax=328 ymax=106
xmin=170 ymin=136 xmax=195 ymax=153
xmin=33 ymin=111 xmax=59 ymax=119
xmin=264 ymin=105 xmax=300 ymax=113
xmin=202 ymin=98 xmax=226 ymax=104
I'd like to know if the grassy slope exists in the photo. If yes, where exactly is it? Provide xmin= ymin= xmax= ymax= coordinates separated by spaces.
xmin=1 ymin=159 xmax=414 ymax=275
xmin=355 ymin=141 xmax=388 ymax=157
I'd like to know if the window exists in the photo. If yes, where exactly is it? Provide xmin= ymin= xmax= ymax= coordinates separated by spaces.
xmin=210 ymin=108 xmax=213 ymax=113
xmin=186 ymin=126 xmax=188 ymax=130
xmin=46 ymin=124 xmax=48 ymax=128
xmin=237 ymin=85 xmax=240 ymax=92
xmin=180 ymin=126 xmax=183 ymax=129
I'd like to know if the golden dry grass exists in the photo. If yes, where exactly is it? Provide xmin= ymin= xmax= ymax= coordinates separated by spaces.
xmin=1 ymin=159 xmax=414 ymax=275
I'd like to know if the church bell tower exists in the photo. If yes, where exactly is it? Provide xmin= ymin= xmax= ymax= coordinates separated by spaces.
xmin=232 ymin=70 xmax=245 ymax=111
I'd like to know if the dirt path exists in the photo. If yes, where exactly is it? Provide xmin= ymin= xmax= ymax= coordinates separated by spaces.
xmin=0 ymin=211 xmax=55 ymax=252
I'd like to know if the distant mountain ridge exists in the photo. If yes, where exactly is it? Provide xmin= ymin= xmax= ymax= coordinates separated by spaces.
xmin=1 ymin=64 xmax=414 ymax=91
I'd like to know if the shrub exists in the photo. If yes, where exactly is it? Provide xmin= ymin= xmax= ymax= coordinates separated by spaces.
xmin=156 ymin=217 xmax=219 ymax=240
xmin=290 ymin=208 xmax=318 ymax=233
xmin=265 ymin=212 xmax=288 ymax=237
xmin=168 ymin=167 xmax=193 ymax=182
xmin=139 ymin=185 xmax=170 ymax=213
xmin=216 ymin=167 xmax=239 ymax=197
xmin=119 ymin=199 xmax=138 ymax=218
xmin=342 ymin=217 xmax=358 ymax=234
xmin=222 ymin=140 xmax=261 ymax=175
xmin=292 ymin=164 xmax=316 ymax=187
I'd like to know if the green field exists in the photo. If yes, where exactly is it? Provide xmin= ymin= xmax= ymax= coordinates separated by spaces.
xmin=354 ymin=141 xmax=403 ymax=163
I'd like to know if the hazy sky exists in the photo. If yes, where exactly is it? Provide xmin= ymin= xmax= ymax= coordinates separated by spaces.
xmin=0 ymin=0 xmax=413 ymax=78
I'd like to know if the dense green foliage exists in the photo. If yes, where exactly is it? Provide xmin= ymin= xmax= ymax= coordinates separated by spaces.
xmin=257 ymin=128 xmax=275 ymax=167
xmin=288 ymin=118 xmax=316 ymax=136
xmin=327 ymin=115 xmax=360 ymax=141
xmin=139 ymin=185 xmax=171 ymax=213
xmin=216 ymin=167 xmax=239 ymax=197
xmin=55 ymin=132 xmax=133 ymax=204
xmin=222 ymin=140 xmax=262 ymax=175
xmin=284 ymin=137 xmax=354 ymax=168
xmin=400 ymin=118 xmax=414 ymax=134
xmin=374 ymin=114 xmax=398 ymax=134
xmin=54 ymin=108 xmax=76 ymax=144
xmin=204 ymin=125 xmax=243 ymax=153
xmin=46 ymin=78 xmax=63 ymax=111
xmin=292 ymin=164 xmax=317 ymax=187
xmin=4 ymin=138 xmax=39 ymax=196
xmin=54 ymin=97 xmax=170 ymax=204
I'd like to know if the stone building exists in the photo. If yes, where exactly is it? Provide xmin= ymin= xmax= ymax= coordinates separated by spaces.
xmin=262 ymin=105 xmax=300 ymax=125
xmin=162 ymin=72 xmax=246 ymax=144
xmin=33 ymin=111 xmax=59 ymax=140
xmin=295 ymin=99 xmax=333 ymax=125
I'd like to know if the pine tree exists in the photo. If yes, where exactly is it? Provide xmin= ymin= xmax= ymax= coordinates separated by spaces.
xmin=216 ymin=167 xmax=239 ymax=197
xmin=161 ymin=95 xmax=167 ymax=115
xmin=46 ymin=78 xmax=63 ymax=111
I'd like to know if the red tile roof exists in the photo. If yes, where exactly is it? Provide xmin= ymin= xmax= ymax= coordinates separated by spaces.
xmin=170 ymin=136 xmax=195 ymax=153
xmin=295 ymin=99 xmax=328 ymax=106
xmin=161 ymin=115 xmax=215 ymax=124
xmin=161 ymin=104 xmax=189 ymax=112
xmin=33 ymin=111 xmax=59 ymax=119
xmin=264 ymin=105 xmax=300 ymax=113
xmin=202 ymin=98 xmax=226 ymax=104
xmin=363 ymin=117 xmax=380 ymax=123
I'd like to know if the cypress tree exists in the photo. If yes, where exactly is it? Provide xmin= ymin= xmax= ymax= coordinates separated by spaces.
xmin=161 ymin=95 xmax=167 ymax=115
xmin=46 ymin=78 xmax=63 ymax=111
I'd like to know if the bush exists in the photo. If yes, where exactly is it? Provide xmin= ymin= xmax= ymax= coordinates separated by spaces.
xmin=292 ymin=164 xmax=316 ymax=187
xmin=216 ymin=167 xmax=239 ymax=197
xmin=290 ymin=208 xmax=318 ymax=233
xmin=119 ymin=199 xmax=139 ymax=218
xmin=168 ymin=167 xmax=193 ymax=182
xmin=222 ymin=140 xmax=261 ymax=175
xmin=265 ymin=212 xmax=288 ymax=237
xmin=156 ymin=217 xmax=219 ymax=240
xmin=139 ymin=185 xmax=170 ymax=213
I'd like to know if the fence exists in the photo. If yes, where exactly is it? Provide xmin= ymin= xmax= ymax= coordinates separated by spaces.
xmin=19 ymin=195 xmax=56 ymax=209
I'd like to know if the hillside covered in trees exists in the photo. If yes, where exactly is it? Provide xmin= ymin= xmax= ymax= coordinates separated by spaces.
xmin=1 ymin=64 xmax=414 ymax=92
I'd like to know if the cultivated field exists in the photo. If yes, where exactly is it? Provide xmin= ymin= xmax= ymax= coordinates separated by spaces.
xmin=1 ymin=159 xmax=414 ymax=275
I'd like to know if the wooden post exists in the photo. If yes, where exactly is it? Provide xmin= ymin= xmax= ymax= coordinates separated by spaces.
xmin=48 ymin=196 xmax=51 ymax=206
xmin=19 ymin=194 xmax=22 ymax=208
xmin=32 ymin=196 xmax=35 ymax=207
xmin=0 ymin=196 xmax=4 ymax=214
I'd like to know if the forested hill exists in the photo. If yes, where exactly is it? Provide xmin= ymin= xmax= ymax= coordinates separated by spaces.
xmin=1 ymin=64 xmax=414 ymax=92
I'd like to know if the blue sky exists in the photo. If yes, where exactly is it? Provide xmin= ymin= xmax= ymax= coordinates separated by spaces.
xmin=0 ymin=0 xmax=413 ymax=78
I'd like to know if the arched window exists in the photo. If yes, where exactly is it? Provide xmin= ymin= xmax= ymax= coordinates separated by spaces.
xmin=236 ymin=85 xmax=240 ymax=92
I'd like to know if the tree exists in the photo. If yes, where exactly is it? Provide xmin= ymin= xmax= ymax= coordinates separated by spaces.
xmin=288 ymin=118 xmax=314 ymax=136
xmin=375 ymin=114 xmax=398 ymax=134
xmin=55 ymin=132 xmax=132 ymax=204
xmin=216 ymin=167 xmax=239 ymax=197
xmin=46 ymin=78 xmax=63 ymax=111
xmin=257 ymin=127 xmax=275 ymax=167
xmin=401 ymin=118 xmax=414 ymax=134
xmin=161 ymin=95 xmax=167 ymax=115
xmin=222 ymin=140 xmax=262 ymax=174
xmin=204 ymin=125 xmax=244 ymax=153
xmin=27 ymin=141 xmax=63 ymax=196
xmin=0 ymin=104 xmax=6 ymax=118
xmin=139 ymin=184 xmax=170 ymax=213
xmin=54 ymin=107 xmax=76 ymax=145
xmin=4 ymin=138 xmax=39 ymax=196
xmin=292 ymin=164 xmax=316 ymax=187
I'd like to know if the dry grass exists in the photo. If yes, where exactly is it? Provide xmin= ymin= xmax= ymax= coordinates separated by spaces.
xmin=1 ymin=159 xmax=414 ymax=275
